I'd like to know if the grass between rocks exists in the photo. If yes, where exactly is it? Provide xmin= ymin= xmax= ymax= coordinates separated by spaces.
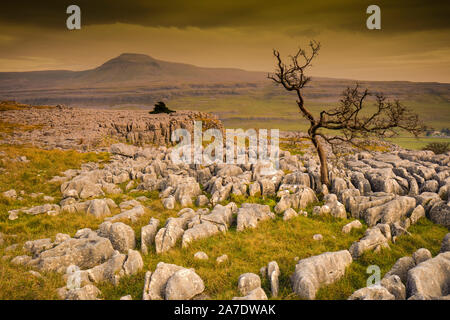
xmin=0 ymin=144 xmax=448 ymax=300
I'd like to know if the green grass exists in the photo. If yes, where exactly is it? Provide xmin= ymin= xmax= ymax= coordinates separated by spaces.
xmin=316 ymin=218 xmax=447 ymax=299
xmin=0 ymin=144 xmax=448 ymax=300
xmin=168 ymin=88 xmax=450 ymax=150
xmin=387 ymin=136 xmax=450 ymax=150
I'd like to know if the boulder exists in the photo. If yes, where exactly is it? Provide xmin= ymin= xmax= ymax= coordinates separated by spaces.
xmin=342 ymin=220 xmax=363 ymax=234
xmin=200 ymin=203 xmax=236 ymax=232
xmin=97 ymin=222 xmax=136 ymax=253
xmin=349 ymin=227 xmax=389 ymax=259
xmin=2 ymin=189 xmax=17 ymax=199
xmin=428 ymin=201 xmax=450 ymax=228
xmin=412 ymin=248 xmax=432 ymax=265
xmin=165 ymin=268 xmax=205 ymax=300
xmin=194 ymin=251 xmax=209 ymax=260
xmin=155 ymin=225 xmax=184 ymax=254
xmin=237 ymin=273 xmax=261 ymax=296
xmin=348 ymin=286 xmax=395 ymax=300
xmin=274 ymin=187 xmax=317 ymax=214
xmin=32 ymin=235 xmax=115 ymax=273
xmin=363 ymin=196 xmax=416 ymax=227
xmin=143 ymin=262 xmax=184 ymax=300
xmin=248 ymin=182 xmax=261 ymax=196
xmin=291 ymin=250 xmax=353 ymax=300
xmin=64 ymin=284 xmax=102 ymax=300
xmin=105 ymin=205 xmax=146 ymax=223
xmin=162 ymin=196 xmax=175 ymax=210
xmin=441 ymin=233 xmax=450 ymax=253
xmin=86 ymin=199 xmax=111 ymax=218
xmin=283 ymin=208 xmax=298 ymax=221
xmin=122 ymin=249 xmax=144 ymax=276
xmin=406 ymin=252 xmax=450 ymax=299
xmin=236 ymin=203 xmax=274 ymax=232
xmin=380 ymin=275 xmax=406 ymax=300
xmin=216 ymin=254 xmax=228 ymax=264
xmin=83 ymin=252 xmax=127 ymax=285
xmin=267 ymin=261 xmax=280 ymax=297
xmin=232 ymin=287 xmax=268 ymax=300
xmin=409 ymin=205 xmax=425 ymax=224
xmin=141 ymin=218 xmax=160 ymax=255
xmin=196 ymin=195 xmax=209 ymax=207
xmin=182 ymin=222 xmax=219 ymax=248
xmin=110 ymin=143 xmax=137 ymax=157
xmin=24 ymin=238 xmax=54 ymax=257
xmin=384 ymin=256 xmax=416 ymax=284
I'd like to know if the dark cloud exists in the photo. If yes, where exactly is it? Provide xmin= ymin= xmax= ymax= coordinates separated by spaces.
xmin=0 ymin=0 xmax=449 ymax=33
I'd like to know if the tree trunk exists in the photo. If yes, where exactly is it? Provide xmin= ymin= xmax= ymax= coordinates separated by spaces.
xmin=311 ymin=135 xmax=329 ymax=186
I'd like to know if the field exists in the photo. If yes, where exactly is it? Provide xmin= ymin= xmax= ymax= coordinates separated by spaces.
xmin=0 ymin=145 xmax=447 ymax=300
xmin=167 ymin=85 xmax=450 ymax=150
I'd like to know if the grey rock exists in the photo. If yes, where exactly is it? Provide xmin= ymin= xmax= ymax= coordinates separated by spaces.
xmin=165 ymin=268 xmax=205 ymax=300
xmin=2 ymin=189 xmax=17 ymax=199
xmin=409 ymin=205 xmax=425 ymax=224
xmin=98 ymin=222 xmax=136 ymax=253
xmin=162 ymin=196 xmax=175 ymax=210
xmin=196 ymin=195 xmax=209 ymax=207
xmin=406 ymin=252 xmax=450 ymax=299
xmin=232 ymin=287 xmax=268 ymax=300
xmin=342 ymin=220 xmax=363 ymax=234
xmin=11 ymin=255 xmax=32 ymax=266
xmin=194 ymin=251 xmax=209 ymax=260
xmin=155 ymin=225 xmax=184 ymax=254
xmin=141 ymin=218 xmax=160 ymax=255
xmin=238 ymin=273 xmax=261 ymax=296
xmin=86 ymin=199 xmax=111 ymax=218
xmin=143 ymin=262 xmax=184 ymax=300
xmin=65 ymin=284 xmax=102 ymax=300
xmin=106 ymin=205 xmax=146 ymax=223
xmin=412 ymin=248 xmax=432 ymax=265
xmin=283 ymin=208 xmax=298 ymax=221
xmin=441 ymin=233 xmax=450 ymax=253
xmin=236 ymin=203 xmax=274 ymax=232
xmin=349 ymin=227 xmax=389 ymax=259
xmin=24 ymin=238 xmax=54 ymax=257
xmin=182 ymin=222 xmax=219 ymax=248
xmin=348 ymin=286 xmax=395 ymax=300
xmin=122 ymin=249 xmax=144 ymax=276
xmin=384 ymin=256 xmax=416 ymax=284
xmin=428 ymin=201 xmax=450 ymax=228
xmin=267 ymin=261 xmax=280 ymax=297
xmin=381 ymin=275 xmax=406 ymax=300
xmin=291 ymin=250 xmax=352 ymax=300
xmin=216 ymin=254 xmax=228 ymax=264
xmin=32 ymin=235 xmax=115 ymax=273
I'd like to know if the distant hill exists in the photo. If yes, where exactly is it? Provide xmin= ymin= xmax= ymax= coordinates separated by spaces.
xmin=0 ymin=53 xmax=265 ymax=90
xmin=0 ymin=53 xmax=448 ymax=109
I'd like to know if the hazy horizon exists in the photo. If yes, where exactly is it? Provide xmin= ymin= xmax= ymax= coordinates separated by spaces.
xmin=0 ymin=1 xmax=449 ymax=83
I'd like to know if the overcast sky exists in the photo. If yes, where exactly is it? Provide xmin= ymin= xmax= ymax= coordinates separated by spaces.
xmin=0 ymin=0 xmax=449 ymax=82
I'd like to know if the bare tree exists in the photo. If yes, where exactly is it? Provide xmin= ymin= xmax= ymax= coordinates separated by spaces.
xmin=268 ymin=41 xmax=425 ymax=186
